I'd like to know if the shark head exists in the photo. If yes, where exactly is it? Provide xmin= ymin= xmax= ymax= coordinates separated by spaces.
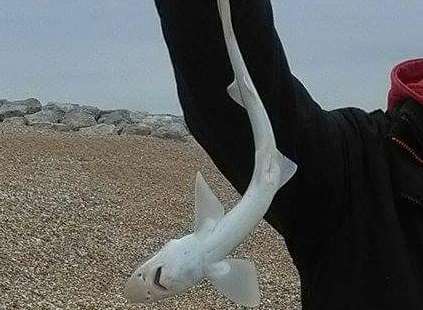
xmin=124 ymin=171 xmax=263 ymax=307
xmin=124 ymin=235 xmax=204 ymax=304
xmin=125 ymin=172 xmax=224 ymax=305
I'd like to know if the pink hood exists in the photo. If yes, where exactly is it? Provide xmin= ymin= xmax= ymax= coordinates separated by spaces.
xmin=388 ymin=58 xmax=423 ymax=111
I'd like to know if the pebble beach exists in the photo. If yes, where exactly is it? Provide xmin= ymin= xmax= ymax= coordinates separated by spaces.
xmin=0 ymin=122 xmax=301 ymax=310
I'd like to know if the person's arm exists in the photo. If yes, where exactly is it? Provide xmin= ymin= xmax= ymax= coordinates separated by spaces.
xmin=154 ymin=0 xmax=347 ymax=258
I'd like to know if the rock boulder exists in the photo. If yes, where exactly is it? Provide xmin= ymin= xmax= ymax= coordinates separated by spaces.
xmin=62 ymin=109 xmax=97 ymax=130
xmin=25 ymin=109 xmax=65 ymax=125
xmin=121 ymin=123 xmax=152 ymax=136
xmin=0 ymin=98 xmax=42 ymax=120
xmin=79 ymin=124 xmax=117 ymax=135
xmin=98 ymin=110 xmax=131 ymax=125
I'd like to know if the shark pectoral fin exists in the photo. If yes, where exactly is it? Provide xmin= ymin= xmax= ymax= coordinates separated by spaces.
xmin=227 ymin=81 xmax=245 ymax=108
xmin=194 ymin=172 xmax=224 ymax=233
xmin=206 ymin=259 xmax=260 ymax=307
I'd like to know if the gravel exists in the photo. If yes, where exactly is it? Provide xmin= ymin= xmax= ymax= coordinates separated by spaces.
xmin=0 ymin=122 xmax=301 ymax=310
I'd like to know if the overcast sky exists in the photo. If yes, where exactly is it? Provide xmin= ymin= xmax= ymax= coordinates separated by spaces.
xmin=0 ymin=1 xmax=422 ymax=115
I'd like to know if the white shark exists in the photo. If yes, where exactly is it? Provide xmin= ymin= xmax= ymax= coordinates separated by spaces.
xmin=124 ymin=0 xmax=297 ymax=307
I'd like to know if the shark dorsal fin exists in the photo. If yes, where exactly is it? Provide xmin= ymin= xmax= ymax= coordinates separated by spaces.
xmin=227 ymin=81 xmax=244 ymax=108
xmin=227 ymin=75 xmax=257 ymax=109
xmin=194 ymin=172 xmax=224 ymax=233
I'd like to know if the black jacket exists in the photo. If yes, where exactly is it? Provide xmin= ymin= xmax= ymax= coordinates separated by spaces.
xmin=154 ymin=1 xmax=423 ymax=309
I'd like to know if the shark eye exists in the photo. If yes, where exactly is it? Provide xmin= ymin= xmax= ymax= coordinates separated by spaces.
xmin=137 ymin=272 xmax=145 ymax=281
xmin=153 ymin=266 xmax=168 ymax=291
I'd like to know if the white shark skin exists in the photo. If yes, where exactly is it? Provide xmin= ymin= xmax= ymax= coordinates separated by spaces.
xmin=124 ymin=0 xmax=297 ymax=307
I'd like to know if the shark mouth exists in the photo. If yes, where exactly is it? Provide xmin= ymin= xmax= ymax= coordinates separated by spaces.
xmin=153 ymin=267 xmax=168 ymax=291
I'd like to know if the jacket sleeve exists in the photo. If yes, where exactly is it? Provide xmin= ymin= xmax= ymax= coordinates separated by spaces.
xmin=154 ymin=0 xmax=348 ymax=258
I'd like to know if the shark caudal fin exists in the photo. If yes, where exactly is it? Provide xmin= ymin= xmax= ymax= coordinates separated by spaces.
xmin=194 ymin=172 xmax=224 ymax=234
xmin=206 ymin=259 xmax=260 ymax=307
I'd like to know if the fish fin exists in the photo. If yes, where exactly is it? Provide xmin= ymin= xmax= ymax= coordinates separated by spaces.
xmin=227 ymin=81 xmax=245 ymax=108
xmin=269 ymin=150 xmax=297 ymax=189
xmin=206 ymin=259 xmax=260 ymax=307
xmin=194 ymin=172 xmax=224 ymax=233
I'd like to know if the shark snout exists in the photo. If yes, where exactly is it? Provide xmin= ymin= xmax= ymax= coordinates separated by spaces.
xmin=124 ymin=272 xmax=154 ymax=304
xmin=124 ymin=265 xmax=169 ymax=304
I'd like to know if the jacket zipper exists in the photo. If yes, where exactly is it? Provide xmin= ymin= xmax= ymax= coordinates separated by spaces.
xmin=400 ymin=193 xmax=423 ymax=208
xmin=391 ymin=137 xmax=423 ymax=166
